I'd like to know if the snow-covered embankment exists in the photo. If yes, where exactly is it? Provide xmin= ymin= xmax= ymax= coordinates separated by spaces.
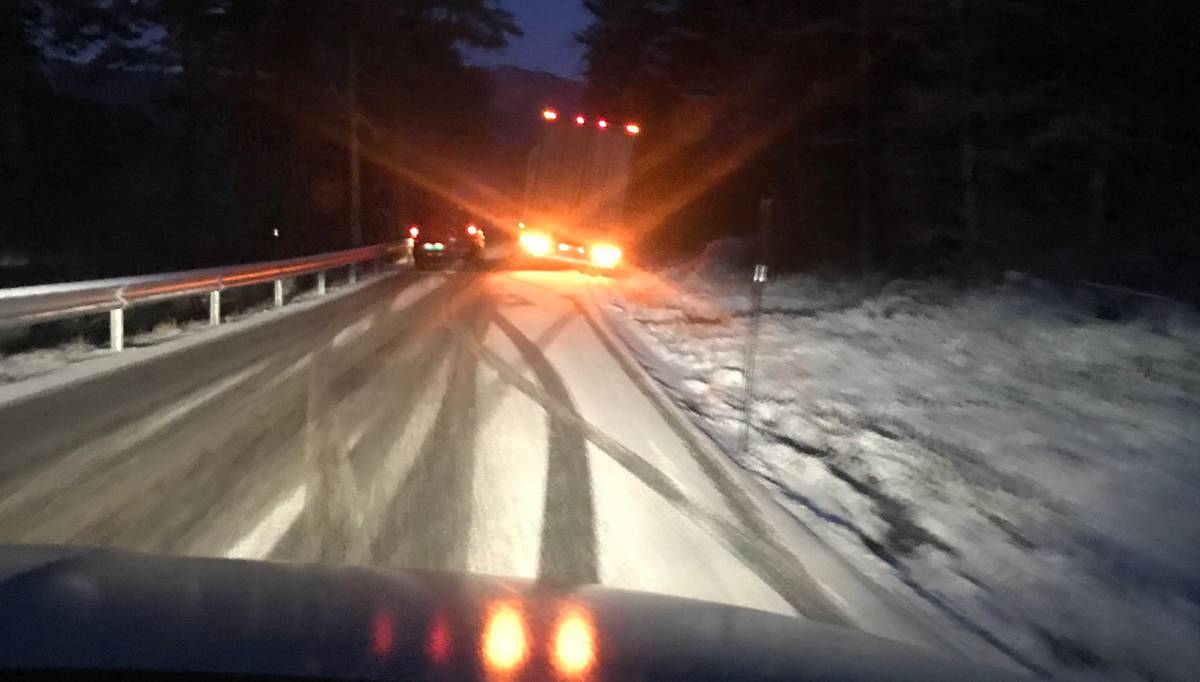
xmin=602 ymin=257 xmax=1200 ymax=681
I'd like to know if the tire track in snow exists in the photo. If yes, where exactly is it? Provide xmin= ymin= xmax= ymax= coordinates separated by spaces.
xmin=491 ymin=312 xmax=597 ymax=587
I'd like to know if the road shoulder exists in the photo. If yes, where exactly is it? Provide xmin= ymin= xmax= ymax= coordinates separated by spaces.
xmin=579 ymin=277 xmax=958 ymax=655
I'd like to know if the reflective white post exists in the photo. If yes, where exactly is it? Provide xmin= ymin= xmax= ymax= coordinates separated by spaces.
xmin=274 ymin=280 xmax=284 ymax=308
xmin=209 ymin=290 xmax=221 ymax=325
xmin=109 ymin=308 xmax=124 ymax=352
xmin=317 ymin=271 xmax=327 ymax=295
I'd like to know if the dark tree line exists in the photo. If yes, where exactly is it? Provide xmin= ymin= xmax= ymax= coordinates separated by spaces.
xmin=0 ymin=0 xmax=518 ymax=285
xmin=581 ymin=0 xmax=1200 ymax=297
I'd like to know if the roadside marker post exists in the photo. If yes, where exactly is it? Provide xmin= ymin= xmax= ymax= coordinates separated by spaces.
xmin=739 ymin=197 xmax=774 ymax=457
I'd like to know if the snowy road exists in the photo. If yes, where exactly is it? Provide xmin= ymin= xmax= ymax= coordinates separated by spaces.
xmin=0 ymin=264 xmax=898 ymax=636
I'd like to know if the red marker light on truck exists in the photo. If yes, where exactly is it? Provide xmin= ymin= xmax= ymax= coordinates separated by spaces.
xmin=542 ymin=109 xmax=558 ymax=122
xmin=467 ymin=224 xmax=478 ymax=235
xmin=596 ymin=119 xmax=609 ymax=129
xmin=625 ymin=123 xmax=641 ymax=135
xmin=408 ymin=226 xmax=419 ymax=238
xmin=574 ymin=115 xmax=586 ymax=126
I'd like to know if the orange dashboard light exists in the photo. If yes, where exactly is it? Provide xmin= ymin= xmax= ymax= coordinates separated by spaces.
xmin=482 ymin=603 xmax=528 ymax=672
xmin=426 ymin=614 xmax=453 ymax=664
xmin=371 ymin=611 xmax=395 ymax=658
xmin=542 ymin=109 xmax=559 ymax=121
xmin=625 ymin=123 xmax=641 ymax=135
xmin=552 ymin=609 xmax=597 ymax=677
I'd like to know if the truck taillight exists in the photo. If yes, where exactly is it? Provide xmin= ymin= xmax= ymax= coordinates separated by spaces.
xmin=542 ymin=109 xmax=558 ymax=122
xmin=519 ymin=232 xmax=552 ymax=257
xmin=467 ymin=224 xmax=478 ymax=235
xmin=590 ymin=244 xmax=622 ymax=269
xmin=408 ymin=226 xmax=419 ymax=238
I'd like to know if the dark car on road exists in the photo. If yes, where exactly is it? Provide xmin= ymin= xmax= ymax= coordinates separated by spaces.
xmin=411 ymin=218 xmax=485 ymax=270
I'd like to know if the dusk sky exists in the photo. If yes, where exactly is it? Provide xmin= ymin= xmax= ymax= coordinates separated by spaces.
xmin=464 ymin=0 xmax=590 ymax=80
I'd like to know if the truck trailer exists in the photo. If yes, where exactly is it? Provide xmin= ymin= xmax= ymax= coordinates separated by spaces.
xmin=515 ymin=108 xmax=641 ymax=271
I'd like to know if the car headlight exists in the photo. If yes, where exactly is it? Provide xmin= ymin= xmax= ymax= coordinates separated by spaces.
xmin=590 ymin=243 xmax=622 ymax=268
xmin=519 ymin=232 xmax=552 ymax=257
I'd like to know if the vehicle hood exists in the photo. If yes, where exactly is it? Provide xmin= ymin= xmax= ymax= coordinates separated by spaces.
xmin=0 ymin=545 xmax=1027 ymax=681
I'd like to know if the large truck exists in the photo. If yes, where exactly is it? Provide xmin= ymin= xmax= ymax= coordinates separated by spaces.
xmin=515 ymin=108 xmax=641 ymax=270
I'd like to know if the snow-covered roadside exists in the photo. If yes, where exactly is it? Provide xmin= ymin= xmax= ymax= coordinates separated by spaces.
xmin=603 ymin=259 xmax=1200 ymax=681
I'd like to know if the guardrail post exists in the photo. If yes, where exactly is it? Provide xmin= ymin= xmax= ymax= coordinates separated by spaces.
xmin=209 ymin=291 xmax=221 ymax=325
xmin=109 ymin=308 xmax=124 ymax=352
xmin=317 ymin=271 xmax=327 ymax=295
xmin=349 ymin=263 xmax=358 ymax=284
xmin=274 ymin=280 xmax=284 ymax=308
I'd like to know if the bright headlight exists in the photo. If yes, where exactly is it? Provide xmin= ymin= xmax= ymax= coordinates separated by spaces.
xmin=590 ymin=243 xmax=622 ymax=268
xmin=520 ymin=232 xmax=552 ymax=257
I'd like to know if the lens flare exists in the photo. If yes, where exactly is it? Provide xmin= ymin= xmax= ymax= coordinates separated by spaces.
xmin=482 ymin=603 xmax=528 ymax=672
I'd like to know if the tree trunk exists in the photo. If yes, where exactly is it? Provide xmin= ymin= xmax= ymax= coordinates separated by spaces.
xmin=855 ymin=0 xmax=874 ymax=272
xmin=952 ymin=0 xmax=979 ymax=243
xmin=177 ymin=18 xmax=201 ymax=269
xmin=1 ymin=4 xmax=26 ymax=252
xmin=1088 ymin=164 xmax=1108 ymax=248
xmin=346 ymin=19 xmax=363 ymax=248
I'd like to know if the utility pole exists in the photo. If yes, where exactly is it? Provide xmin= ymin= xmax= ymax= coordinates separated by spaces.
xmin=346 ymin=13 xmax=363 ymax=247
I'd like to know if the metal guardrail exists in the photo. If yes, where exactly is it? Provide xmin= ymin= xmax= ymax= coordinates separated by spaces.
xmin=0 ymin=242 xmax=407 ymax=351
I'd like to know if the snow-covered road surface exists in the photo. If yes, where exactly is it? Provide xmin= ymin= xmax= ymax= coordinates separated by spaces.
xmin=603 ymin=260 xmax=1200 ymax=681
xmin=0 ymin=264 xmax=954 ymax=665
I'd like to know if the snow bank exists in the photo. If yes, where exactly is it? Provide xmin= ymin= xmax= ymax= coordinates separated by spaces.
xmin=606 ymin=260 xmax=1200 ymax=681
